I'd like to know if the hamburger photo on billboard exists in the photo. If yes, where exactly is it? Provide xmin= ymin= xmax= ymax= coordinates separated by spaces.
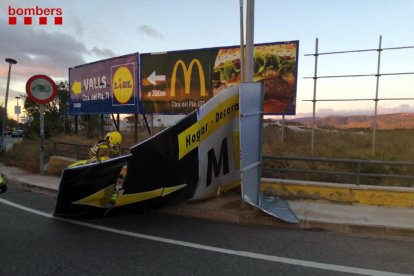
xmin=212 ymin=42 xmax=297 ymax=114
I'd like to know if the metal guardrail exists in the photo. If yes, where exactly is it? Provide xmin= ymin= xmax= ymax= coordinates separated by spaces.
xmin=262 ymin=155 xmax=414 ymax=186
xmin=53 ymin=141 xmax=414 ymax=187
xmin=52 ymin=141 xmax=130 ymax=160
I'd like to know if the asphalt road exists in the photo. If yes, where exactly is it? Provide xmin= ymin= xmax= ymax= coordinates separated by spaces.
xmin=1 ymin=186 xmax=413 ymax=276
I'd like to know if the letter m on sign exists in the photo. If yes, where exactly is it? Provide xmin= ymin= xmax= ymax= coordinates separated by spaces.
xmin=206 ymin=138 xmax=229 ymax=187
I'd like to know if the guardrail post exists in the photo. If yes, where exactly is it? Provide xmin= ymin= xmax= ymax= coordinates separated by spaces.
xmin=356 ymin=162 xmax=361 ymax=185
xmin=53 ymin=142 xmax=57 ymax=156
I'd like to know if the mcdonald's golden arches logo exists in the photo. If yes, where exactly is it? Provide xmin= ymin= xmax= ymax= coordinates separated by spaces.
xmin=170 ymin=59 xmax=206 ymax=97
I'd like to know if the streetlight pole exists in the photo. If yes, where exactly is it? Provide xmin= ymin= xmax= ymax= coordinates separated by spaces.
xmin=1 ymin=58 xmax=17 ymax=152
xmin=245 ymin=0 xmax=254 ymax=82
xmin=15 ymin=96 xmax=20 ymax=125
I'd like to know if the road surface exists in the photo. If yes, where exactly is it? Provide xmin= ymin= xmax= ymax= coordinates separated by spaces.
xmin=1 ymin=186 xmax=413 ymax=276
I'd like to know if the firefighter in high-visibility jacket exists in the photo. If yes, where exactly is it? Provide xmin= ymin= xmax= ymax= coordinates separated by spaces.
xmin=0 ymin=174 xmax=7 ymax=194
xmin=88 ymin=131 xmax=123 ymax=208
xmin=88 ymin=131 xmax=122 ymax=163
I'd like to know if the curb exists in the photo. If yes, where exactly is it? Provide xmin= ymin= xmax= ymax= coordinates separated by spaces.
xmin=261 ymin=178 xmax=414 ymax=208
xmin=159 ymin=194 xmax=414 ymax=241
xmin=3 ymin=174 xmax=58 ymax=196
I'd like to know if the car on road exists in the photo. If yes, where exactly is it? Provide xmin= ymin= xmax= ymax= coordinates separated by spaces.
xmin=11 ymin=129 xmax=24 ymax=138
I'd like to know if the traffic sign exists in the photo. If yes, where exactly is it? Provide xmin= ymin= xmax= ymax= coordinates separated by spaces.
xmin=25 ymin=74 xmax=58 ymax=104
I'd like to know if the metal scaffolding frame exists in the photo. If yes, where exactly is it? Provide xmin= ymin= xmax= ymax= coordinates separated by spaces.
xmin=304 ymin=36 xmax=414 ymax=155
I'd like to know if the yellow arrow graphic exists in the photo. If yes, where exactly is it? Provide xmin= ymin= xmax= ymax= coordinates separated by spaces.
xmin=71 ymin=184 xmax=187 ymax=208
xmin=72 ymin=184 xmax=115 ymax=208
xmin=71 ymin=80 xmax=81 ymax=95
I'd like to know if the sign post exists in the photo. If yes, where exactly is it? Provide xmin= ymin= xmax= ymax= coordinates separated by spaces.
xmin=39 ymin=104 xmax=45 ymax=174
xmin=26 ymin=75 xmax=58 ymax=175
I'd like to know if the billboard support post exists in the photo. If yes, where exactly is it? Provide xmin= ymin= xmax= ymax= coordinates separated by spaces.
xmin=100 ymin=114 xmax=105 ymax=137
xmin=143 ymin=114 xmax=151 ymax=136
xmin=134 ymin=113 xmax=138 ymax=143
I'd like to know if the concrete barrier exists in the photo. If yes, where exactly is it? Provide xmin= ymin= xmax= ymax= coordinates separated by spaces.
xmin=261 ymin=178 xmax=414 ymax=208
xmin=44 ymin=156 xmax=77 ymax=176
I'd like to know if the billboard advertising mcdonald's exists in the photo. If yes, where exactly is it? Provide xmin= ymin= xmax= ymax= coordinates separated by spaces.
xmin=69 ymin=53 xmax=139 ymax=114
xmin=140 ymin=49 xmax=216 ymax=114
xmin=140 ymin=41 xmax=298 ymax=115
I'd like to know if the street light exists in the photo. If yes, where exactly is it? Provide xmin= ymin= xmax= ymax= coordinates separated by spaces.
xmin=1 ymin=58 xmax=17 ymax=152
xmin=15 ymin=96 xmax=21 ymax=125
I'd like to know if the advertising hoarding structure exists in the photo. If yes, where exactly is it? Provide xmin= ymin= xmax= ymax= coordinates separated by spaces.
xmin=69 ymin=53 xmax=139 ymax=114
xmin=140 ymin=41 xmax=298 ymax=115
xmin=68 ymin=41 xmax=298 ymax=116
xmin=62 ymin=42 xmax=299 ymax=222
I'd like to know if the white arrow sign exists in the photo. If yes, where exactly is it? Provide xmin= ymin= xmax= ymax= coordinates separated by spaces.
xmin=147 ymin=71 xmax=166 ymax=85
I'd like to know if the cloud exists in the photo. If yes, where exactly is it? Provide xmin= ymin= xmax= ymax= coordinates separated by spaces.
xmin=0 ymin=19 xmax=88 ymax=81
xmin=137 ymin=25 xmax=164 ymax=40
xmin=90 ymin=47 xmax=116 ymax=58
xmin=0 ymin=17 xmax=119 ymax=99
xmin=72 ymin=17 xmax=84 ymax=36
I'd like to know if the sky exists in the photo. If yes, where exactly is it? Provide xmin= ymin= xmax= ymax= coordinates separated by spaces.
xmin=1 ymin=0 xmax=414 ymax=119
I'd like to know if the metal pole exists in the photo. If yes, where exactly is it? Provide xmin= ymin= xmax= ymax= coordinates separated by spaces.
xmin=1 ymin=58 xmax=17 ymax=152
xmin=75 ymin=115 xmax=78 ymax=134
xmin=117 ymin=113 xmax=120 ymax=132
xmin=245 ymin=0 xmax=254 ymax=82
xmin=311 ymin=38 xmax=319 ymax=155
xmin=39 ymin=104 xmax=45 ymax=175
xmin=281 ymin=115 xmax=285 ymax=142
xmin=372 ymin=35 xmax=382 ymax=156
xmin=15 ymin=96 xmax=20 ymax=124
xmin=239 ymin=0 xmax=245 ymax=82
xmin=100 ymin=114 xmax=104 ymax=137
xmin=134 ymin=113 xmax=138 ymax=143
xmin=143 ymin=114 xmax=151 ymax=136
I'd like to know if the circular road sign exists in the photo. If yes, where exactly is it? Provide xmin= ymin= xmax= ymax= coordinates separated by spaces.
xmin=26 ymin=75 xmax=58 ymax=104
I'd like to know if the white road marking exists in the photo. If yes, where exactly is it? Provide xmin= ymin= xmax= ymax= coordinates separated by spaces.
xmin=0 ymin=198 xmax=410 ymax=276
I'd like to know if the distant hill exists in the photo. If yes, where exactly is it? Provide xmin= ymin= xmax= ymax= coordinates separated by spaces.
xmin=289 ymin=113 xmax=414 ymax=129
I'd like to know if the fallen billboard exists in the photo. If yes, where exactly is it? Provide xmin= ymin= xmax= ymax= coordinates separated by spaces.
xmin=55 ymin=85 xmax=241 ymax=216
xmin=55 ymin=83 xmax=298 ymax=222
